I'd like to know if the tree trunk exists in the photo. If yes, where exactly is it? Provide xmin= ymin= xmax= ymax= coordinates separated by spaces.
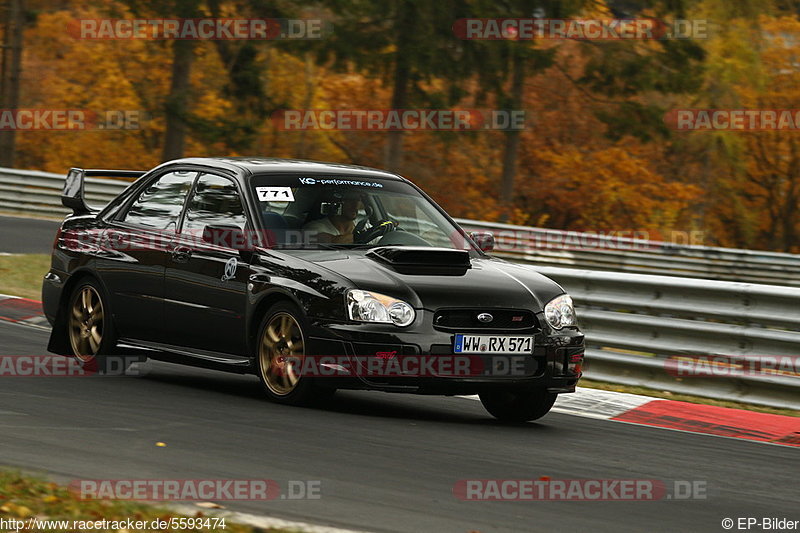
xmin=499 ymin=47 xmax=526 ymax=222
xmin=0 ymin=0 xmax=24 ymax=167
xmin=296 ymin=52 xmax=315 ymax=159
xmin=782 ymin=141 xmax=799 ymax=252
xmin=384 ymin=60 xmax=409 ymax=171
xmin=384 ymin=1 xmax=414 ymax=172
xmin=162 ymin=38 xmax=195 ymax=161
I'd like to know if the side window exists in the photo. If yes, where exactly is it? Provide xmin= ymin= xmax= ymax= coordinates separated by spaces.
xmin=121 ymin=171 xmax=196 ymax=230
xmin=182 ymin=174 xmax=247 ymax=236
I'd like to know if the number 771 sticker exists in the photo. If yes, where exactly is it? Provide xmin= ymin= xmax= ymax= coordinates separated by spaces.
xmin=256 ymin=187 xmax=295 ymax=202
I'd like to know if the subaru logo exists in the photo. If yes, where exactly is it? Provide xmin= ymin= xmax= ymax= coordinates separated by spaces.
xmin=477 ymin=313 xmax=493 ymax=323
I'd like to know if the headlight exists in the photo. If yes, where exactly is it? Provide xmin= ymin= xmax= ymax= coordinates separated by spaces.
xmin=346 ymin=289 xmax=416 ymax=327
xmin=544 ymin=294 xmax=576 ymax=330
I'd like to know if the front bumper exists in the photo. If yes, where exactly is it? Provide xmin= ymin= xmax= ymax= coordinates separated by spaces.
xmin=304 ymin=309 xmax=584 ymax=395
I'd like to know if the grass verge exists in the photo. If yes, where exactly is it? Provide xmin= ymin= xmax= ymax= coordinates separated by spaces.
xmin=0 ymin=470 xmax=293 ymax=532
xmin=0 ymin=254 xmax=50 ymax=300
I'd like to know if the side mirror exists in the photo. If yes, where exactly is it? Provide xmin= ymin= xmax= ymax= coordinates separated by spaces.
xmin=469 ymin=231 xmax=495 ymax=253
xmin=202 ymin=224 xmax=252 ymax=251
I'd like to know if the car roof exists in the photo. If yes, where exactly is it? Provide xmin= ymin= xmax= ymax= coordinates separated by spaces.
xmin=165 ymin=157 xmax=407 ymax=182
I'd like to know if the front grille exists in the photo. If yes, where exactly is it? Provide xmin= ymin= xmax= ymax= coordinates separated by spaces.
xmin=433 ymin=308 xmax=539 ymax=331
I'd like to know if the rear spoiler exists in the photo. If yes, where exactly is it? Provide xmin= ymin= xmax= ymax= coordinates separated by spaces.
xmin=62 ymin=168 xmax=147 ymax=215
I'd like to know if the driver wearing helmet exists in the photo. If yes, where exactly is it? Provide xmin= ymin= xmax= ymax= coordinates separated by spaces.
xmin=303 ymin=189 xmax=396 ymax=244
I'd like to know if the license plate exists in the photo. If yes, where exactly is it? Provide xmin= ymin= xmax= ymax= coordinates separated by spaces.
xmin=453 ymin=334 xmax=534 ymax=354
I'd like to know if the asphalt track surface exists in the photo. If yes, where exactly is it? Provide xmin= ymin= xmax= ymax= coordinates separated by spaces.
xmin=0 ymin=215 xmax=60 ymax=253
xmin=1 ymin=320 xmax=798 ymax=533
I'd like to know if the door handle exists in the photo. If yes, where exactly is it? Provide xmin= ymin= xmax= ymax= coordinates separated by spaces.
xmin=171 ymin=245 xmax=192 ymax=263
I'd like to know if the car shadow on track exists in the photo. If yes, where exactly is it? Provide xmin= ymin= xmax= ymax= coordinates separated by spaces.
xmin=138 ymin=361 xmax=559 ymax=430
xmin=316 ymin=390 xmax=559 ymax=431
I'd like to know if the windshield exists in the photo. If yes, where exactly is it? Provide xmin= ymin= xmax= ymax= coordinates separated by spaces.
xmin=249 ymin=174 xmax=475 ymax=251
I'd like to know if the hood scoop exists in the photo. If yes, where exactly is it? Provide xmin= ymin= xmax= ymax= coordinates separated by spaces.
xmin=366 ymin=246 xmax=471 ymax=274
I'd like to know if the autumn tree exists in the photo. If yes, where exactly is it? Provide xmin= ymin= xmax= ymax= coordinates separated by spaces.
xmin=700 ymin=13 xmax=800 ymax=251
xmin=0 ymin=0 xmax=26 ymax=167
xmin=310 ymin=0 xmax=471 ymax=171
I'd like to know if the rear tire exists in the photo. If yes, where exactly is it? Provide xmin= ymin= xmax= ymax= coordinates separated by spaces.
xmin=479 ymin=388 xmax=557 ymax=423
xmin=66 ymin=278 xmax=118 ymax=373
xmin=255 ymin=301 xmax=334 ymax=406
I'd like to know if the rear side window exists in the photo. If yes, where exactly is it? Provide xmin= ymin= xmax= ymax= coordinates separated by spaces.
xmin=122 ymin=171 xmax=196 ymax=230
xmin=182 ymin=173 xmax=247 ymax=234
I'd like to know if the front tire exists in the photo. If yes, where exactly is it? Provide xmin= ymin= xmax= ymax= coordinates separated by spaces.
xmin=479 ymin=388 xmax=557 ymax=423
xmin=255 ymin=302 xmax=333 ymax=405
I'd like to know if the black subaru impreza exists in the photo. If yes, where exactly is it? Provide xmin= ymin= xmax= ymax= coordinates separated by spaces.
xmin=42 ymin=157 xmax=584 ymax=422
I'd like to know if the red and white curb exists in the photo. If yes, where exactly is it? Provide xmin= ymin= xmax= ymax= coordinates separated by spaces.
xmin=551 ymin=386 xmax=654 ymax=419
xmin=0 ymin=294 xmax=49 ymax=330
xmin=2 ymin=293 xmax=798 ymax=448
xmin=609 ymin=395 xmax=800 ymax=447
xmin=467 ymin=387 xmax=800 ymax=448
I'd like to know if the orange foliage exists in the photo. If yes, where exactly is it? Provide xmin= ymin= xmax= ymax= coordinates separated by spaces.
xmin=8 ymin=0 xmax=795 ymax=251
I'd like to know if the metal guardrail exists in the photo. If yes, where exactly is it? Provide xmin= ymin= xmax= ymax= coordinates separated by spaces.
xmin=0 ymin=167 xmax=130 ymax=215
xmin=536 ymin=266 xmax=800 ymax=410
xmin=1 ymin=165 xmax=798 ymax=408
xmin=456 ymin=218 xmax=800 ymax=287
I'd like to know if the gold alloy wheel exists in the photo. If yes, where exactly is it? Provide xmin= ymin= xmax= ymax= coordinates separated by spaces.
xmin=68 ymin=285 xmax=104 ymax=360
xmin=259 ymin=312 xmax=306 ymax=395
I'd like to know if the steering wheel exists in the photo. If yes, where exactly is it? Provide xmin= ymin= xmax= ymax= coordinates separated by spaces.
xmin=354 ymin=219 xmax=398 ymax=244
xmin=353 ymin=216 xmax=369 ymax=236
